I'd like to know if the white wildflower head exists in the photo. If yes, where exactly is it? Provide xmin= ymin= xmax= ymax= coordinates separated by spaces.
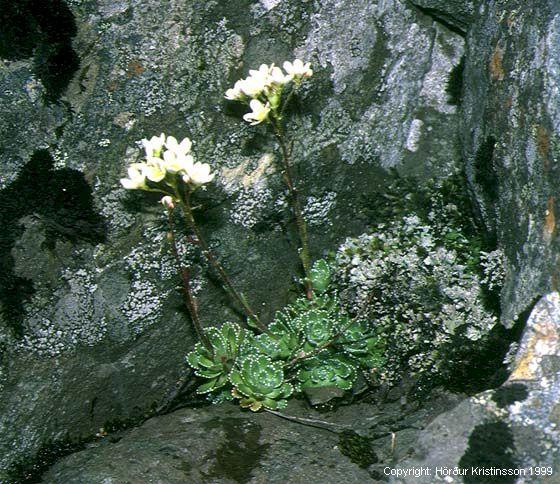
xmin=120 ymin=164 xmax=146 ymax=190
xmin=224 ymin=58 xmax=312 ymax=123
xmin=165 ymin=136 xmax=192 ymax=157
xmin=121 ymin=133 xmax=215 ymax=193
xmin=243 ymin=99 xmax=271 ymax=125
xmin=183 ymin=161 xmax=215 ymax=187
xmin=238 ymin=74 xmax=268 ymax=98
xmin=141 ymin=133 xmax=166 ymax=157
xmin=225 ymin=80 xmax=245 ymax=101
xmin=283 ymin=59 xmax=313 ymax=80
xmin=269 ymin=66 xmax=291 ymax=86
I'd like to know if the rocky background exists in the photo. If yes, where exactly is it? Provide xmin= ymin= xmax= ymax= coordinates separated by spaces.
xmin=1 ymin=0 xmax=559 ymax=482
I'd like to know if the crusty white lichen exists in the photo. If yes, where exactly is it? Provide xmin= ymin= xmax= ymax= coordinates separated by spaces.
xmin=333 ymin=203 xmax=502 ymax=384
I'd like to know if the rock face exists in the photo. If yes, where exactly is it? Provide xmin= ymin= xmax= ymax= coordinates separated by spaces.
xmin=462 ymin=0 xmax=560 ymax=326
xmin=0 ymin=0 xmax=464 ymax=474
xmin=41 ymin=402 xmax=376 ymax=484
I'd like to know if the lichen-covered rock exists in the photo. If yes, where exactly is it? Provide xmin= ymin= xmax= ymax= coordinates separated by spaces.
xmin=392 ymin=293 xmax=560 ymax=483
xmin=462 ymin=0 xmax=560 ymax=326
xmin=0 ymin=0 xmax=464 ymax=473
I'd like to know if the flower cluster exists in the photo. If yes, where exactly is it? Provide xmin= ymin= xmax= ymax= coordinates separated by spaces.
xmin=225 ymin=59 xmax=313 ymax=125
xmin=120 ymin=133 xmax=215 ymax=196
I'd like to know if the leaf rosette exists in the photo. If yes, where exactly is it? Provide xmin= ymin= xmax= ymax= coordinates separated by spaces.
xmin=186 ymin=322 xmax=247 ymax=394
xmin=230 ymin=354 xmax=293 ymax=411
xmin=296 ymin=354 xmax=357 ymax=391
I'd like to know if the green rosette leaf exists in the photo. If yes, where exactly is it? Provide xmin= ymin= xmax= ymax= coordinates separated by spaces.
xmin=339 ymin=320 xmax=386 ymax=369
xmin=297 ymin=354 xmax=357 ymax=391
xmin=309 ymin=259 xmax=331 ymax=293
xmin=230 ymin=354 xmax=293 ymax=411
xmin=186 ymin=322 xmax=247 ymax=395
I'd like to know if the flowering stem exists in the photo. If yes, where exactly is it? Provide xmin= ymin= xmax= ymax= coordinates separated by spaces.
xmin=272 ymin=120 xmax=313 ymax=299
xmin=179 ymin=191 xmax=268 ymax=333
xmin=166 ymin=207 xmax=212 ymax=351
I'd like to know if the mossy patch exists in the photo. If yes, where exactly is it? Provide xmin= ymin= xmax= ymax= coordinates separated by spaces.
xmin=492 ymin=383 xmax=529 ymax=408
xmin=338 ymin=430 xmax=378 ymax=469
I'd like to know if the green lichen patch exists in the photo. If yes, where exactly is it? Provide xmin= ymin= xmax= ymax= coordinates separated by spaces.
xmin=492 ymin=383 xmax=529 ymax=408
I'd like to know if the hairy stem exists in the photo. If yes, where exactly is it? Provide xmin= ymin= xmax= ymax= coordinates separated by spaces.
xmin=272 ymin=120 xmax=313 ymax=299
xmin=179 ymin=191 xmax=267 ymax=333
xmin=166 ymin=207 xmax=212 ymax=350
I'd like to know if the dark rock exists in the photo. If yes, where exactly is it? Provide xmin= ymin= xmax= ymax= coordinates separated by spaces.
xmin=42 ymin=392 xmax=464 ymax=483
xmin=409 ymin=0 xmax=476 ymax=34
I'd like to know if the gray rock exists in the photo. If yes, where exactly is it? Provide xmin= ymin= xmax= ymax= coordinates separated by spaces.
xmin=42 ymin=391 xmax=465 ymax=483
xmin=41 ymin=402 xmax=374 ymax=483
xmin=0 ymin=0 xmax=464 ymax=473
xmin=462 ymin=0 xmax=560 ymax=326
xmin=392 ymin=292 xmax=560 ymax=483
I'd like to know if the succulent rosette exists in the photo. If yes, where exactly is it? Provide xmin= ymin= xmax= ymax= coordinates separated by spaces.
xmin=339 ymin=320 xmax=386 ymax=369
xmin=296 ymin=354 xmax=357 ymax=391
xmin=309 ymin=259 xmax=331 ymax=293
xmin=230 ymin=354 xmax=293 ymax=411
xmin=250 ymin=318 xmax=303 ymax=361
xmin=297 ymin=309 xmax=335 ymax=351
xmin=186 ymin=322 xmax=247 ymax=394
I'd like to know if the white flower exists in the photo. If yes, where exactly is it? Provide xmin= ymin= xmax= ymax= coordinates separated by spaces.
xmin=141 ymin=133 xmax=166 ymax=157
xmin=225 ymin=80 xmax=245 ymax=100
xmin=243 ymin=99 xmax=271 ymax=125
xmin=269 ymin=66 xmax=291 ymax=85
xmin=183 ymin=161 xmax=215 ymax=187
xmin=165 ymin=136 xmax=192 ymax=156
xmin=238 ymin=73 xmax=268 ymax=97
xmin=283 ymin=59 xmax=313 ymax=79
xmin=120 ymin=164 xmax=146 ymax=189
xmin=162 ymin=150 xmax=195 ymax=174
xmin=249 ymin=64 xmax=272 ymax=78
xmin=143 ymin=158 xmax=166 ymax=182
